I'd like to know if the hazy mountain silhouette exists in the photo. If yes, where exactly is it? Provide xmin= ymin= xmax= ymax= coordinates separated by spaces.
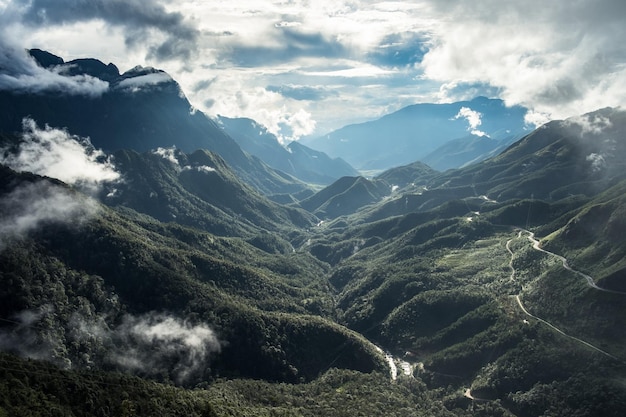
xmin=303 ymin=96 xmax=528 ymax=171
xmin=218 ymin=116 xmax=358 ymax=184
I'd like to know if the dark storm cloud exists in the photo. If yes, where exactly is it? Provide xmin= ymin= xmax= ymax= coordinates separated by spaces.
xmin=222 ymin=28 xmax=347 ymax=67
xmin=266 ymin=84 xmax=338 ymax=101
xmin=21 ymin=0 xmax=200 ymax=60
xmin=367 ymin=32 xmax=430 ymax=68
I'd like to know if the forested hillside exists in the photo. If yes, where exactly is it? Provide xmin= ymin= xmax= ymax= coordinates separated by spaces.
xmin=1 ymin=58 xmax=626 ymax=416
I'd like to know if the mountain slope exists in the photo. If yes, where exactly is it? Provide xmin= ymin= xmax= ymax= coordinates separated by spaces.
xmin=218 ymin=116 xmax=358 ymax=184
xmin=106 ymin=147 xmax=316 ymax=237
xmin=375 ymin=160 xmax=438 ymax=190
xmin=303 ymin=96 xmax=529 ymax=171
xmin=0 ymin=166 xmax=384 ymax=386
xmin=3 ymin=52 xmax=626 ymax=417
xmin=297 ymin=108 xmax=626 ymax=416
xmin=0 ymin=49 xmax=305 ymax=195
xmin=353 ymin=107 xmax=626 ymax=225
xmin=299 ymin=176 xmax=391 ymax=219
xmin=421 ymin=132 xmax=522 ymax=171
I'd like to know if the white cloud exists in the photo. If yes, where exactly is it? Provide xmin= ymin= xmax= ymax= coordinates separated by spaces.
xmin=183 ymin=165 xmax=216 ymax=173
xmin=106 ymin=313 xmax=221 ymax=384
xmin=586 ymin=153 xmax=606 ymax=172
xmin=523 ymin=110 xmax=551 ymax=128
xmin=0 ymin=304 xmax=69 ymax=366
xmin=0 ymin=36 xmax=109 ymax=96
xmin=0 ymin=182 xmax=99 ymax=251
xmin=117 ymin=71 xmax=173 ymax=90
xmin=454 ymin=107 xmax=488 ymax=137
xmin=303 ymin=65 xmax=396 ymax=78
xmin=1 ymin=119 xmax=120 ymax=192
xmin=279 ymin=108 xmax=317 ymax=143
xmin=419 ymin=0 xmax=626 ymax=121
xmin=564 ymin=114 xmax=613 ymax=136
xmin=153 ymin=146 xmax=180 ymax=165
xmin=2 ymin=0 xmax=626 ymax=135
xmin=2 ymin=307 xmax=221 ymax=385
xmin=209 ymin=84 xmax=318 ymax=142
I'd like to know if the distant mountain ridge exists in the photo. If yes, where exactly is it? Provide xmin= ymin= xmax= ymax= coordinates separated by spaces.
xmin=303 ymin=96 xmax=529 ymax=171
xmin=218 ymin=116 xmax=358 ymax=185
xmin=0 ymin=49 xmax=305 ymax=195
xmin=420 ymin=133 xmax=522 ymax=171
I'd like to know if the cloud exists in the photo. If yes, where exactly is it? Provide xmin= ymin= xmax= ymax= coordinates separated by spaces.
xmin=586 ymin=153 xmax=606 ymax=172
xmin=18 ymin=0 xmax=200 ymax=61
xmin=0 ymin=182 xmax=99 ymax=251
xmin=153 ymin=146 xmax=180 ymax=165
xmin=419 ymin=0 xmax=626 ymax=120
xmin=152 ymin=147 xmax=217 ymax=173
xmin=367 ymin=31 xmax=430 ymax=68
xmin=563 ymin=113 xmax=614 ymax=136
xmin=0 ymin=304 xmax=70 ymax=367
xmin=213 ymin=85 xmax=318 ymax=143
xmin=0 ymin=38 xmax=109 ymax=96
xmin=1 ymin=118 xmax=120 ymax=193
xmin=192 ymin=77 xmax=217 ymax=93
xmin=183 ymin=165 xmax=216 ymax=173
xmin=279 ymin=108 xmax=317 ymax=141
xmin=1 ymin=307 xmax=221 ymax=385
xmin=3 ymin=0 xmax=626 ymax=136
xmin=105 ymin=313 xmax=221 ymax=384
xmin=523 ymin=110 xmax=552 ymax=128
xmin=302 ymin=64 xmax=396 ymax=78
xmin=116 ymin=71 xmax=172 ymax=91
xmin=454 ymin=107 xmax=488 ymax=137
xmin=266 ymin=84 xmax=338 ymax=101
xmin=220 ymin=27 xmax=347 ymax=67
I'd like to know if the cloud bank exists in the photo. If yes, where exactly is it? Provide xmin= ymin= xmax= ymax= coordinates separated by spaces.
xmin=2 ymin=307 xmax=221 ymax=385
xmin=18 ymin=0 xmax=200 ymax=62
xmin=0 ymin=38 xmax=109 ymax=96
xmin=421 ymin=0 xmax=626 ymax=121
xmin=2 ymin=0 xmax=626 ymax=135
xmin=1 ymin=118 xmax=120 ymax=192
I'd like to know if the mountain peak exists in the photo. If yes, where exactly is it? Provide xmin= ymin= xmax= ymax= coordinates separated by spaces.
xmin=28 ymin=49 xmax=120 ymax=81
xmin=65 ymin=58 xmax=120 ymax=82
xmin=122 ymin=65 xmax=167 ymax=78
xmin=28 ymin=48 xmax=64 ymax=68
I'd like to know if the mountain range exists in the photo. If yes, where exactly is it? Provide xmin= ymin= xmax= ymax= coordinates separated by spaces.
xmin=0 ymin=49 xmax=351 ymax=194
xmin=302 ymin=96 xmax=529 ymax=171
xmin=218 ymin=116 xmax=358 ymax=185
xmin=1 ymin=50 xmax=625 ymax=417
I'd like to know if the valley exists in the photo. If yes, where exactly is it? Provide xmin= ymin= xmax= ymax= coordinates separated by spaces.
xmin=508 ymin=230 xmax=623 ymax=361
xmin=1 ymin=50 xmax=626 ymax=416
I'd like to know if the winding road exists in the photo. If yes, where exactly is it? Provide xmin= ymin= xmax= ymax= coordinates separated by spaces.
xmin=506 ymin=229 xmax=624 ymax=362
xmin=522 ymin=230 xmax=626 ymax=295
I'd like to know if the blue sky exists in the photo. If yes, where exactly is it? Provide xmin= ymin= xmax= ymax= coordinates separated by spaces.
xmin=1 ymin=0 xmax=626 ymax=142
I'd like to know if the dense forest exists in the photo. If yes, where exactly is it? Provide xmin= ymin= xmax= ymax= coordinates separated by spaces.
xmin=1 ymin=54 xmax=626 ymax=416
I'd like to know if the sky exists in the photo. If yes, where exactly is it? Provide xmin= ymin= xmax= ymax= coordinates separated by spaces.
xmin=1 ymin=0 xmax=626 ymax=142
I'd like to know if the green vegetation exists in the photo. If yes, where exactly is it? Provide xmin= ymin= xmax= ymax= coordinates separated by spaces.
xmin=3 ymin=109 xmax=626 ymax=415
